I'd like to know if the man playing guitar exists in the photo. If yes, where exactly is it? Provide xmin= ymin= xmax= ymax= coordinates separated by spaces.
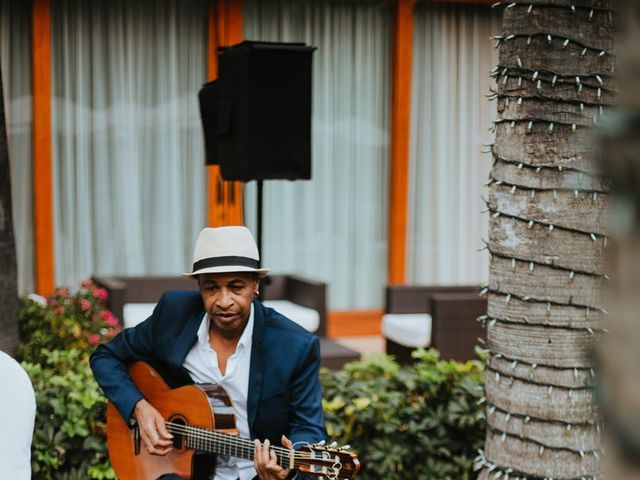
xmin=91 ymin=226 xmax=327 ymax=480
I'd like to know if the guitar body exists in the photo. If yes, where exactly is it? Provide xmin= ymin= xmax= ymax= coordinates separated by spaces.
xmin=108 ymin=362 xmax=360 ymax=479
xmin=107 ymin=362 xmax=238 ymax=480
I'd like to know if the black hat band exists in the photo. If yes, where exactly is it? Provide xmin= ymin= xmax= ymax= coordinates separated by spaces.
xmin=192 ymin=255 xmax=260 ymax=272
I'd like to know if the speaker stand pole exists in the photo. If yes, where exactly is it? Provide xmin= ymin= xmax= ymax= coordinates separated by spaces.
xmin=256 ymin=180 xmax=266 ymax=300
xmin=257 ymin=179 xmax=264 ymax=268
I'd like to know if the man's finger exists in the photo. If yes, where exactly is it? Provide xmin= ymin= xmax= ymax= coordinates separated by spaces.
xmin=139 ymin=429 xmax=153 ymax=452
xmin=148 ymin=445 xmax=173 ymax=456
xmin=254 ymin=440 xmax=263 ymax=465
xmin=268 ymin=447 xmax=279 ymax=467
xmin=142 ymin=431 xmax=172 ymax=456
xmin=281 ymin=435 xmax=293 ymax=449
xmin=140 ymin=431 xmax=168 ymax=455
xmin=144 ymin=420 xmax=160 ymax=445
xmin=254 ymin=439 xmax=268 ymax=476
xmin=154 ymin=445 xmax=173 ymax=456
xmin=143 ymin=421 xmax=172 ymax=449
xmin=155 ymin=416 xmax=173 ymax=440
xmin=262 ymin=439 xmax=271 ymax=464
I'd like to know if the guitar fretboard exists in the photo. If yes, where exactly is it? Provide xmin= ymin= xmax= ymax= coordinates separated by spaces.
xmin=166 ymin=422 xmax=314 ymax=470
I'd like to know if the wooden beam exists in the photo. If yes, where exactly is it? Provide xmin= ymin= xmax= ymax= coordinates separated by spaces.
xmin=388 ymin=0 xmax=415 ymax=285
xmin=207 ymin=0 xmax=244 ymax=227
xmin=32 ymin=0 xmax=54 ymax=295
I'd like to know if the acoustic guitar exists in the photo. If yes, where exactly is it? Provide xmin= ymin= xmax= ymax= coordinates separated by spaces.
xmin=107 ymin=362 xmax=360 ymax=479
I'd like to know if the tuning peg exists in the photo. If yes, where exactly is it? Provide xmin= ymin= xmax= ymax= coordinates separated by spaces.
xmin=342 ymin=445 xmax=351 ymax=450
xmin=330 ymin=441 xmax=338 ymax=448
xmin=318 ymin=440 xmax=326 ymax=446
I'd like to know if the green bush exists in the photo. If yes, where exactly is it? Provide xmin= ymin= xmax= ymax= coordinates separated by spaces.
xmin=18 ymin=281 xmax=119 ymax=480
xmin=320 ymin=349 xmax=486 ymax=480
xmin=22 ymin=350 xmax=114 ymax=480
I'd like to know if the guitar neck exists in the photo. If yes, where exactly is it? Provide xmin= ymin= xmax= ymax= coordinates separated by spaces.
xmin=166 ymin=422 xmax=303 ymax=470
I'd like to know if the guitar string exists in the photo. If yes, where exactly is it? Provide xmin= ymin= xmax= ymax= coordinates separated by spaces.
xmin=162 ymin=422 xmax=352 ymax=465
xmin=163 ymin=422 xmax=333 ymax=468
xmin=165 ymin=422 xmax=313 ymax=463
xmin=165 ymin=423 xmax=346 ymax=471
xmin=166 ymin=425 xmax=319 ymax=471
xmin=162 ymin=422 xmax=353 ymax=478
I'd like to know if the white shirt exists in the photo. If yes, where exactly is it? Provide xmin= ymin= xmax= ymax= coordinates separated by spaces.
xmin=182 ymin=305 xmax=256 ymax=480
xmin=0 ymin=350 xmax=36 ymax=479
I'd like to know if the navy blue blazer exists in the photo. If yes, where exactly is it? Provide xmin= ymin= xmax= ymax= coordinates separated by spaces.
xmin=90 ymin=291 xmax=326 ymax=448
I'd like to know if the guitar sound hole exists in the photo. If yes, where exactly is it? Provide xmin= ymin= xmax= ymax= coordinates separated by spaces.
xmin=169 ymin=416 xmax=187 ymax=450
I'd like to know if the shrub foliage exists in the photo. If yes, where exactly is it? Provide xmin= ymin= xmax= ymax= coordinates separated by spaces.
xmin=18 ymin=281 xmax=119 ymax=480
xmin=321 ymin=349 xmax=486 ymax=480
xmin=18 ymin=281 xmax=119 ymax=364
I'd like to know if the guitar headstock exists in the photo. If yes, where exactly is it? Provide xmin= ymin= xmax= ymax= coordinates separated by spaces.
xmin=297 ymin=441 xmax=360 ymax=479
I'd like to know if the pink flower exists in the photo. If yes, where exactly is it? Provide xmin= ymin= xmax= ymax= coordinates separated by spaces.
xmin=54 ymin=306 xmax=65 ymax=315
xmin=80 ymin=279 xmax=93 ymax=288
xmin=100 ymin=310 xmax=119 ymax=326
xmin=88 ymin=334 xmax=101 ymax=345
xmin=55 ymin=287 xmax=70 ymax=298
xmin=95 ymin=288 xmax=109 ymax=301
xmin=80 ymin=299 xmax=92 ymax=312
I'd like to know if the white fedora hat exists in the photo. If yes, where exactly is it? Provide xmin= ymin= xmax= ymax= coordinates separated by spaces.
xmin=183 ymin=226 xmax=270 ymax=278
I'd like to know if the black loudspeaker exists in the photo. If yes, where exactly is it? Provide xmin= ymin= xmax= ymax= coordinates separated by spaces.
xmin=199 ymin=41 xmax=315 ymax=182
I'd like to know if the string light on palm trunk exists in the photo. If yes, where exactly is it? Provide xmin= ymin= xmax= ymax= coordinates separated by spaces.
xmin=481 ymin=1 xmax=612 ymax=478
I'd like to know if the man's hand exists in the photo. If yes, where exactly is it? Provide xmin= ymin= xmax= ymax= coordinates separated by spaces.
xmin=133 ymin=399 xmax=174 ymax=456
xmin=254 ymin=435 xmax=294 ymax=480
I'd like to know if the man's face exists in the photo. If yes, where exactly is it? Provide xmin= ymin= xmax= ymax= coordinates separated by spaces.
xmin=198 ymin=272 xmax=258 ymax=335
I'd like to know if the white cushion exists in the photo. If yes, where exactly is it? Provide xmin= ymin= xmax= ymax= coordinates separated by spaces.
xmin=263 ymin=300 xmax=320 ymax=333
xmin=123 ymin=303 xmax=157 ymax=328
xmin=382 ymin=313 xmax=432 ymax=348
xmin=123 ymin=300 xmax=321 ymax=333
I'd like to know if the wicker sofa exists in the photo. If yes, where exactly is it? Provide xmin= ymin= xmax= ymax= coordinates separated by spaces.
xmin=383 ymin=285 xmax=487 ymax=363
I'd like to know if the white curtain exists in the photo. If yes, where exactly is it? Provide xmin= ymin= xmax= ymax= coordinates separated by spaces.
xmin=0 ymin=0 xmax=34 ymax=294
xmin=51 ymin=0 xmax=208 ymax=287
xmin=407 ymin=3 xmax=500 ymax=285
xmin=244 ymin=0 xmax=390 ymax=310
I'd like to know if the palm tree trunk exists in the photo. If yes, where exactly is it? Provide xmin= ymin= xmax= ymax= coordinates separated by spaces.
xmin=0 ymin=64 xmax=20 ymax=355
xmin=477 ymin=1 xmax=614 ymax=478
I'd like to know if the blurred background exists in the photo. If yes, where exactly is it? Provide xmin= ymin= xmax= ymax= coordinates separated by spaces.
xmin=1 ymin=0 xmax=497 ymax=315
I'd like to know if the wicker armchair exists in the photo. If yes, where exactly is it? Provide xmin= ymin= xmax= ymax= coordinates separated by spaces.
xmin=383 ymin=285 xmax=486 ymax=363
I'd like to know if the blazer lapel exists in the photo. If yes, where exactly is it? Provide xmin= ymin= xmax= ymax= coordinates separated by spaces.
xmin=169 ymin=308 xmax=204 ymax=367
xmin=248 ymin=300 xmax=266 ymax=434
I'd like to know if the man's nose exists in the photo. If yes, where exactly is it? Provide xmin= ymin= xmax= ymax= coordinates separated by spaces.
xmin=216 ymin=289 xmax=233 ymax=309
